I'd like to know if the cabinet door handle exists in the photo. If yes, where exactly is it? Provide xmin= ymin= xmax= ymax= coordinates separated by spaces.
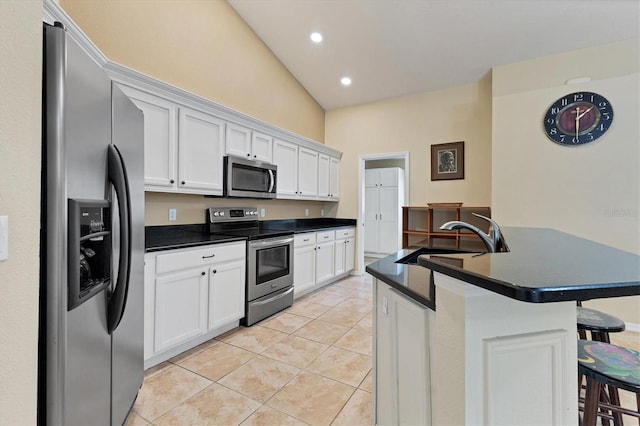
xmin=201 ymin=272 xmax=205 ymax=276
xmin=202 ymin=253 xmax=216 ymax=259
xmin=380 ymin=213 xmax=383 ymax=220
xmin=181 ymin=181 xmax=185 ymax=185
xmin=170 ymin=179 xmax=175 ymax=184
xmin=212 ymin=269 xmax=217 ymax=274
xmin=303 ymin=238 xmax=310 ymax=242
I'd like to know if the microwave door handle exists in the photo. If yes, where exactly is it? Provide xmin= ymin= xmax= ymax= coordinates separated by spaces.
xmin=268 ymin=169 xmax=275 ymax=193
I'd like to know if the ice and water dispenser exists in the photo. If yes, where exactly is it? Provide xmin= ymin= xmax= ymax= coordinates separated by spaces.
xmin=67 ymin=199 xmax=111 ymax=310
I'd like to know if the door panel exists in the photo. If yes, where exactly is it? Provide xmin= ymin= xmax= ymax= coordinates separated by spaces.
xmin=364 ymin=187 xmax=379 ymax=252
xmin=208 ymin=260 xmax=246 ymax=330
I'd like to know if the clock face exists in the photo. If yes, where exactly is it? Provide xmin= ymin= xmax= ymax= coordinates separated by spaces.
xmin=543 ymin=91 xmax=613 ymax=145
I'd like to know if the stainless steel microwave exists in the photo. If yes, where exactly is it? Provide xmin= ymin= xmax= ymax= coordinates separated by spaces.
xmin=224 ymin=155 xmax=277 ymax=199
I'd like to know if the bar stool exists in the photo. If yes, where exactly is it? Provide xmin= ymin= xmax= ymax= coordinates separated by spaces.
xmin=577 ymin=306 xmax=626 ymax=342
xmin=578 ymin=340 xmax=640 ymax=426
xmin=577 ymin=306 xmax=626 ymax=425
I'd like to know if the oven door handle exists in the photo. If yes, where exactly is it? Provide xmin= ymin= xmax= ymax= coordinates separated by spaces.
xmin=251 ymin=287 xmax=294 ymax=306
xmin=268 ymin=169 xmax=275 ymax=193
xmin=249 ymin=236 xmax=294 ymax=248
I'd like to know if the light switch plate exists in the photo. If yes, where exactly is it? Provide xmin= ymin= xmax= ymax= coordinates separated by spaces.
xmin=168 ymin=209 xmax=176 ymax=221
xmin=260 ymin=208 xmax=265 ymax=217
xmin=0 ymin=216 xmax=8 ymax=261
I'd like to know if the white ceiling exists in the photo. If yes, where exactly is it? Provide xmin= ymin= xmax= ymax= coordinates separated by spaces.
xmin=227 ymin=0 xmax=639 ymax=110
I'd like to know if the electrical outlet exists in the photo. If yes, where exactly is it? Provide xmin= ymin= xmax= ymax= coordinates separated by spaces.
xmin=168 ymin=209 xmax=177 ymax=221
xmin=260 ymin=208 xmax=266 ymax=217
xmin=304 ymin=209 xmax=309 ymax=217
xmin=321 ymin=208 xmax=325 ymax=217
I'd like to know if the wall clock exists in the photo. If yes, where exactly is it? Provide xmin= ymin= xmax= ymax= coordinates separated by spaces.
xmin=543 ymin=91 xmax=613 ymax=145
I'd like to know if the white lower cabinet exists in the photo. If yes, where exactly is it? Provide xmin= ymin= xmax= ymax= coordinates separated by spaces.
xmin=375 ymin=279 xmax=432 ymax=426
xmin=293 ymin=227 xmax=356 ymax=299
xmin=294 ymin=233 xmax=317 ymax=296
xmin=208 ymin=259 xmax=245 ymax=330
xmin=315 ymin=231 xmax=335 ymax=284
xmin=154 ymin=267 xmax=208 ymax=353
xmin=144 ymin=241 xmax=246 ymax=368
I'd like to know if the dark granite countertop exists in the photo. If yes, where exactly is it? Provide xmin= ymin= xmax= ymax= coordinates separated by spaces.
xmin=366 ymin=227 xmax=640 ymax=308
xmin=418 ymin=227 xmax=640 ymax=303
xmin=145 ymin=218 xmax=358 ymax=252
xmin=365 ymin=239 xmax=485 ymax=310
xmin=145 ymin=225 xmax=246 ymax=252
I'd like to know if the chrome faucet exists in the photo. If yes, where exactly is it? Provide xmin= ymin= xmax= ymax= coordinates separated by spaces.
xmin=439 ymin=213 xmax=503 ymax=253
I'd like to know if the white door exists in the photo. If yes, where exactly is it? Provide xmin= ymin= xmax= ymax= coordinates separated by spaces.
xmin=298 ymin=147 xmax=319 ymax=197
xmin=225 ymin=122 xmax=252 ymax=158
xmin=178 ymin=107 xmax=224 ymax=194
xmin=208 ymin=259 xmax=245 ymax=330
xmin=378 ymin=186 xmax=399 ymax=254
xmin=250 ymin=131 xmax=273 ymax=162
xmin=315 ymin=241 xmax=334 ymax=284
xmin=294 ymin=244 xmax=316 ymax=296
xmin=154 ymin=268 xmax=208 ymax=352
xmin=334 ymin=238 xmax=346 ymax=276
xmin=318 ymin=154 xmax=330 ymax=198
xmin=329 ymin=157 xmax=340 ymax=199
xmin=345 ymin=237 xmax=355 ymax=272
xmin=364 ymin=187 xmax=380 ymax=252
xmin=273 ymin=139 xmax=298 ymax=197
xmin=122 ymin=88 xmax=177 ymax=189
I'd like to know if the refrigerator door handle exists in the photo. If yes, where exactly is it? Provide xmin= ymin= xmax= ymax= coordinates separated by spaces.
xmin=107 ymin=144 xmax=132 ymax=334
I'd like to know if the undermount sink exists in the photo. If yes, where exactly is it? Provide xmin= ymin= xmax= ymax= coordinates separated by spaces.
xmin=396 ymin=247 xmax=479 ymax=265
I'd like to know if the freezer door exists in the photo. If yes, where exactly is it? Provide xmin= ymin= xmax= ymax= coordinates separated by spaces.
xmin=110 ymin=84 xmax=144 ymax=425
xmin=42 ymin=23 xmax=113 ymax=426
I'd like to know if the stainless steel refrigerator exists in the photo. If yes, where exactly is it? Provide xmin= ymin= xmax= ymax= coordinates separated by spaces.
xmin=39 ymin=22 xmax=144 ymax=425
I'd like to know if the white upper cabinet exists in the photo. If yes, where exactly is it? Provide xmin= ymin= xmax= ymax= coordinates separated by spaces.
xmin=297 ymin=147 xmax=319 ymax=198
xmin=272 ymin=138 xmax=299 ymax=197
xmin=225 ymin=123 xmax=273 ymax=163
xmin=120 ymin=87 xmax=177 ymax=190
xmin=318 ymin=154 xmax=340 ymax=201
xmin=318 ymin=154 xmax=330 ymax=198
xmin=178 ymin=107 xmax=224 ymax=193
xmin=250 ymin=131 xmax=273 ymax=162
xmin=118 ymin=85 xmax=224 ymax=195
xmin=329 ymin=157 xmax=340 ymax=200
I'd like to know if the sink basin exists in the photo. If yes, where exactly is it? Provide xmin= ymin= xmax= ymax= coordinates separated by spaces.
xmin=396 ymin=247 xmax=479 ymax=265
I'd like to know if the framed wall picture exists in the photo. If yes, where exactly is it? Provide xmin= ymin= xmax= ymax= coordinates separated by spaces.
xmin=431 ymin=141 xmax=464 ymax=181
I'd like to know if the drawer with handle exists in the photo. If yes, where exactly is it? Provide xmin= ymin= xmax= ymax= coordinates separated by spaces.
xmin=156 ymin=242 xmax=245 ymax=274
xmin=294 ymin=233 xmax=316 ymax=248
xmin=316 ymin=230 xmax=335 ymax=242
xmin=335 ymin=227 xmax=355 ymax=239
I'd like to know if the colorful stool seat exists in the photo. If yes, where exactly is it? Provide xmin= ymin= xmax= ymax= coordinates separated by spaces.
xmin=578 ymin=340 xmax=640 ymax=425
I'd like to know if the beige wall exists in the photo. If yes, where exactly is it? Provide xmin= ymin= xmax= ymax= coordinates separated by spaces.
xmin=146 ymin=193 xmax=333 ymax=225
xmin=59 ymin=0 xmax=325 ymax=143
xmin=325 ymin=78 xmax=493 ymax=219
xmin=0 ymin=1 xmax=42 ymax=424
xmin=492 ymin=38 xmax=640 ymax=325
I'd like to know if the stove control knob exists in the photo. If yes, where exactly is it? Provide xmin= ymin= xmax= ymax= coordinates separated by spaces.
xmin=213 ymin=211 xmax=220 ymax=217
xmin=220 ymin=212 xmax=225 ymax=216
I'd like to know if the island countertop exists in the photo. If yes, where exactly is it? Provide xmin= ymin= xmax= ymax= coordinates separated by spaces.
xmin=418 ymin=227 xmax=640 ymax=303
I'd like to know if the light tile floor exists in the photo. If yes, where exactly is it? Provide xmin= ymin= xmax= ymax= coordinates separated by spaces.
xmin=126 ymin=270 xmax=640 ymax=426
xmin=126 ymin=274 xmax=374 ymax=426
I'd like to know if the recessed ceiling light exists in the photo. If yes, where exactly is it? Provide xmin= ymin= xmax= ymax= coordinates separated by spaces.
xmin=310 ymin=32 xmax=323 ymax=43
xmin=341 ymin=77 xmax=352 ymax=86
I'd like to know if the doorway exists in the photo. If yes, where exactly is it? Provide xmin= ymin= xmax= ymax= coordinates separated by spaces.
xmin=356 ymin=152 xmax=409 ymax=275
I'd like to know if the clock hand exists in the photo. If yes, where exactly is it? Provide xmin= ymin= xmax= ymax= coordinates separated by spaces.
xmin=575 ymin=107 xmax=581 ymax=138
xmin=576 ymin=105 xmax=594 ymax=120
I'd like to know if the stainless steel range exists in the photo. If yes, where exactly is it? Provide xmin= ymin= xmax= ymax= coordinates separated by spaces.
xmin=207 ymin=207 xmax=294 ymax=325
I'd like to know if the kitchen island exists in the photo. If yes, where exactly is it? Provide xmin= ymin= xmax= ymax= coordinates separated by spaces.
xmin=366 ymin=227 xmax=640 ymax=425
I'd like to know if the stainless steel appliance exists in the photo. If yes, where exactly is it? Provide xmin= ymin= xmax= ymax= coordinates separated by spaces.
xmin=223 ymin=155 xmax=277 ymax=199
xmin=207 ymin=207 xmax=294 ymax=325
xmin=39 ymin=22 xmax=144 ymax=425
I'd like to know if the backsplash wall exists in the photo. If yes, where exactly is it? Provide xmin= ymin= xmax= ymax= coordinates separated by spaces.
xmin=145 ymin=192 xmax=334 ymax=226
